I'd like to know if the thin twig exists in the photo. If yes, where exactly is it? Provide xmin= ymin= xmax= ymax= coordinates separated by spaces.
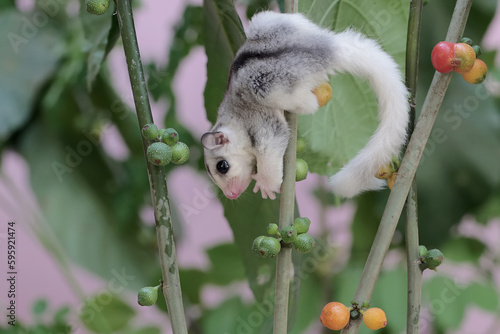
xmin=341 ymin=0 xmax=473 ymax=332
xmin=114 ymin=0 xmax=187 ymax=333
xmin=404 ymin=0 xmax=424 ymax=333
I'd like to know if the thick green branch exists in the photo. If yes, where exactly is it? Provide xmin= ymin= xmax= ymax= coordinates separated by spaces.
xmin=273 ymin=112 xmax=297 ymax=334
xmin=341 ymin=0 xmax=472 ymax=332
xmin=404 ymin=1 xmax=423 ymax=333
xmin=273 ymin=3 xmax=298 ymax=333
xmin=114 ymin=0 xmax=187 ymax=333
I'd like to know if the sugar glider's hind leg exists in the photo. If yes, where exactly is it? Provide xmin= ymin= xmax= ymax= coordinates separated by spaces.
xmin=264 ymin=73 xmax=331 ymax=115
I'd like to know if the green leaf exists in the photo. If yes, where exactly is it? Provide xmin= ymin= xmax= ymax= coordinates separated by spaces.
xmin=32 ymin=299 xmax=48 ymax=315
xmin=202 ymin=0 xmax=246 ymax=124
xmin=80 ymin=2 xmax=115 ymax=90
xmin=80 ymin=293 xmax=135 ymax=333
xmin=223 ymin=190 xmax=281 ymax=302
xmin=466 ymin=282 xmax=499 ymax=312
xmin=297 ymin=0 xmax=409 ymax=175
xmin=288 ymin=275 xmax=323 ymax=334
xmin=370 ymin=268 xmax=407 ymax=332
xmin=206 ymin=243 xmax=247 ymax=285
xmin=201 ymin=297 xmax=246 ymax=334
xmin=475 ymin=193 xmax=500 ymax=224
xmin=19 ymin=122 xmax=158 ymax=289
xmin=424 ymin=277 xmax=467 ymax=330
xmin=0 ymin=10 xmax=61 ymax=144
xmin=126 ymin=326 xmax=161 ymax=334
xmin=441 ymin=237 xmax=486 ymax=263
xmin=179 ymin=269 xmax=207 ymax=305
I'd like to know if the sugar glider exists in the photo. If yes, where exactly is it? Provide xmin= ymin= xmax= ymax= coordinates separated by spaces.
xmin=201 ymin=11 xmax=409 ymax=200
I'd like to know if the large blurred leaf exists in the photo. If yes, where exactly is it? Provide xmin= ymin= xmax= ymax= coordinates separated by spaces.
xmin=466 ymin=282 xmax=499 ymax=312
xmin=0 ymin=10 xmax=61 ymax=144
xmin=80 ymin=293 xmax=135 ymax=333
xmin=206 ymin=243 xmax=247 ymax=285
xmin=223 ymin=190 xmax=281 ymax=302
xmin=423 ymin=277 xmax=468 ymax=330
xmin=441 ymin=237 xmax=487 ymax=263
xmin=203 ymin=0 xmax=246 ymax=124
xmin=19 ymin=122 xmax=157 ymax=288
xmin=298 ymin=0 xmax=409 ymax=175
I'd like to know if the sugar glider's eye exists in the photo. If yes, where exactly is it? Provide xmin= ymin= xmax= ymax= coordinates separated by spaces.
xmin=216 ymin=160 xmax=229 ymax=174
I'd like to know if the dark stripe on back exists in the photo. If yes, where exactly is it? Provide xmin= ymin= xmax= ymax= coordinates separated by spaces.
xmin=231 ymin=47 xmax=295 ymax=74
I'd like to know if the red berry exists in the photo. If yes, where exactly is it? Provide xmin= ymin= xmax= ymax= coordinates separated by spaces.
xmin=431 ymin=42 xmax=455 ymax=73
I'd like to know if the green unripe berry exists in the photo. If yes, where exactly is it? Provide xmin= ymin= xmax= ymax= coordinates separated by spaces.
xmin=257 ymin=236 xmax=281 ymax=258
xmin=137 ymin=286 xmax=159 ymax=306
xmin=142 ymin=123 xmax=159 ymax=140
xmin=293 ymin=217 xmax=311 ymax=234
xmin=86 ymin=0 xmax=110 ymax=15
xmin=160 ymin=128 xmax=179 ymax=146
xmin=296 ymin=137 xmax=307 ymax=154
xmin=147 ymin=142 xmax=172 ymax=166
xmin=460 ymin=37 xmax=474 ymax=47
xmin=267 ymin=223 xmax=280 ymax=236
xmin=252 ymin=236 xmax=266 ymax=255
xmin=292 ymin=233 xmax=316 ymax=253
xmin=296 ymin=158 xmax=308 ymax=182
xmin=350 ymin=309 xmax=360 ymax=320
xmin=171 ymin=142 xmax=190 ymax=164
xmin=418 ymin=245 xmax=428 ymax=258
xmin=472 ymin=45 xmax=482 ymax=58
xmin=424 ymin=249 xmax=444 ymax=270
xmin=281 ymin=226 xmax=298 ymax=243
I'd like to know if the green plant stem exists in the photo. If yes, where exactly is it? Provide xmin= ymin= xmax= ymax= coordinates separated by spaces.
xmin=114 ymin=1 xmax=187 ymax=333
xmin=341 ymin=0 xmax=472 ymax=332
xmin=273 ymin=2 xmax=298 ymax=333
xmin=404 ymin=1 xmax=424 ymax=333
xmin=273 ymin=111 xmax=297 ymax=334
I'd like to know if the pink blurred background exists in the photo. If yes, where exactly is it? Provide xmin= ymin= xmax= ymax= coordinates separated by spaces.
xmin=1 ymin=0 xmax=500 ymax=332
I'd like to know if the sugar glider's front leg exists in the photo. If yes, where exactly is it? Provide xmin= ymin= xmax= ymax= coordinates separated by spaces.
xmin=252 ymin=146 xmax=287 ymax=200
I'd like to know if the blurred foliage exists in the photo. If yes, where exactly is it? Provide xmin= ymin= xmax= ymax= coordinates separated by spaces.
xmin=0 ymin=0 xmax=499 ymax=333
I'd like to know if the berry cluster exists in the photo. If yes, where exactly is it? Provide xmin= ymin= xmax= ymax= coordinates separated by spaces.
xmin=252 ymin=217 xmax=316 ymax=258
xmin=320 ymin=301 xmax=387 ymax=331
xmin=419 ymin=245 xmax=444 ymax=271
xmin=431 ymin=38 xmax=487 ymax=84
xmin=374 ymin=156 xmax=400 ymax=190
xmin=142 ymin=124 xmax=190 ymax=167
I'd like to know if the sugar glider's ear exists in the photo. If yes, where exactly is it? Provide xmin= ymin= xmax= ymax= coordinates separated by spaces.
xmin=201 ymin=131 xmax=229 ymax=150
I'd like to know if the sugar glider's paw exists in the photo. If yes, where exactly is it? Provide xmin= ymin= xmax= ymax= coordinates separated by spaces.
xmin=252 ymin=173 xmax=282 ymax=200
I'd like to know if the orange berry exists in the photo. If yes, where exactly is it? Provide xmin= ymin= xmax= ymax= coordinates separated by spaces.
xmin=363 ymin=307 xmax=387 ymax=330
xmin=461 ymin=59 xmax=488 ymax=84
xmin=320 ymin=302 xmax=350 ymax=330
xmin=452 ymin=43 xmax=476 ymax=74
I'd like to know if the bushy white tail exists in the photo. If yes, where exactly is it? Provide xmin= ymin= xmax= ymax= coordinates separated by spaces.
xmin=328 ymin=30 xmax=409 ymax=198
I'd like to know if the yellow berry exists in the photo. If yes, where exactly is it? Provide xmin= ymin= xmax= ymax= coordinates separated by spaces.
xmin=313 ymin=82 xmax=332 ymax=108
xmin=461 ymin=59 xmax=488 ymax=84
xmin=363 ymin=307 xmax=387 ymax=330
xmin=320 ymin=302 xmax=350 ymax=330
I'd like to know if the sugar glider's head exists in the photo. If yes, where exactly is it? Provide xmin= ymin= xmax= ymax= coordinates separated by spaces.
xmin=201 ymin=130 xmax=255 ymax=200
